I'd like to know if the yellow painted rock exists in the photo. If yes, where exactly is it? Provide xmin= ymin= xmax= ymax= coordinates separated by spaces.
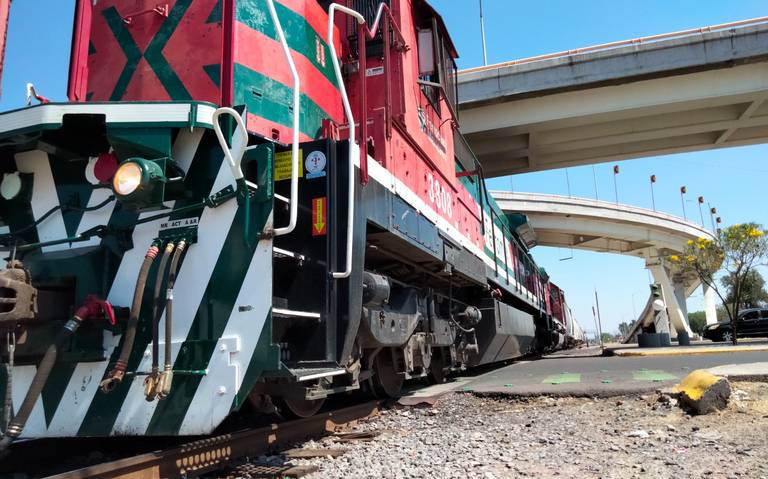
xmin=674 ymin=370 xmax=731 ymax=414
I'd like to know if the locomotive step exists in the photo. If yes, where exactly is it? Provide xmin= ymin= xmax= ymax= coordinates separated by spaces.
xmin=273 ymin=308 xmax=321 ymax=321
xmin=285 ymin=361 xmax=347 ymax=382
xmin=273 ymin=247 xmax=306 ymax=262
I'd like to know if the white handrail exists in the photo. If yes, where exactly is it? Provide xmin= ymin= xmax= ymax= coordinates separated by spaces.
xmin=327 ymin=2 xmax=385 ymax=279
xmin=267 ymin=0 xmax=300 ymax=237
xmin=212 ymin=107 xmax=248 ymax=181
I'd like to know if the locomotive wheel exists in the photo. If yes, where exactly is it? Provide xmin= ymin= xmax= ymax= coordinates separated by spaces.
xmin=369 ymin=349 xmax=404 ymax=398
xmin=427 ymin=348 xmax=447 ymax=384
xmin=273 ymin=394 xmax=325 ymax=419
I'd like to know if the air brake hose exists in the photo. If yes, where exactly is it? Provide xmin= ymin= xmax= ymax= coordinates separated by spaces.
xmin=145 ymin=242 xmax=175 ymax=401
xmin=159 ymin=240 xmax=186 ymax=398
xmin=100 ymin=244 xmax=159 ymax=393
xmin=0 ymin=323 xmax=77 ymax=451
xmin=0 ymin=297 xmax=112 ymax=452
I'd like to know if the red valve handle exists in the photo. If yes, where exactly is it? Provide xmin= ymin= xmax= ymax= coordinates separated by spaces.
xmin=75 ymin=295 xmax=115 ymax=325
xmin=102 ymin=300 xmax=116 ymax=326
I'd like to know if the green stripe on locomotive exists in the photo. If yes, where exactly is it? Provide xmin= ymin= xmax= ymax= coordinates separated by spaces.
xmin=82 ymin=0 xmax=342 ymax=142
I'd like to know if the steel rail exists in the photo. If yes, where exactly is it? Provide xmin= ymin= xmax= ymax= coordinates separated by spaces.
xmin=45 ymin=401 xmax=383 ymax=479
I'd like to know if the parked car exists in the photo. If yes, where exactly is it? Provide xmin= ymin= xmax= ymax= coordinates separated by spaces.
xmin=702 ymin=308 xmax=768 ymax=342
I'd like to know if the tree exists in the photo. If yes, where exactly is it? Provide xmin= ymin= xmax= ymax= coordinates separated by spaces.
xmin=601 ymin=332 xmax=614 ymax=344
xmin=618 ymin=321 xmax=632 ymax=337
xmin=671 ymin=223 xmax=768 ymax=345
xmin=687 ymin=311 xmax=707 ymax=334
xmin=721 ymin=269 xmax=768 ymax=309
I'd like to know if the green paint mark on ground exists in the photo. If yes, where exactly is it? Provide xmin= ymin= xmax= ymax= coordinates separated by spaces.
xmin=633 ymin=370 xmax=677 ymax=381
xmin=462 ymin=386 xmax=471 ymax=391
xmin=504 ymin=384 xmax=514 ymax=388
xmin=543 ymin=373 xmax=581 ymax=385
xmin=601 ymin=379 xmax=613 ymax=384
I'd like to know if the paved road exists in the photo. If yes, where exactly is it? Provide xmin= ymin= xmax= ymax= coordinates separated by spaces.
xmin=463 ymin=349 xmax=768 ymax=396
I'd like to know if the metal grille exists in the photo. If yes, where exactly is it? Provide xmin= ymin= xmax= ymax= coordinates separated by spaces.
xmin=352 ymin=0 xmax=390 ymax=25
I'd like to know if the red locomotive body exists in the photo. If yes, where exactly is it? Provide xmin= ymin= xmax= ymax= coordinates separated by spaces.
xmin=0 ymin=0 xmax=583 ymax=440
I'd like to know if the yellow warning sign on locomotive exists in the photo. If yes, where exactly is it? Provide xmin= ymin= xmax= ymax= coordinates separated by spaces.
xmin=275 ymin=149 xmax=304 ymax=181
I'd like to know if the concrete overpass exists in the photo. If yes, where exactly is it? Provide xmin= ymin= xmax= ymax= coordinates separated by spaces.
xmin=493 ymin=191 xmax=718 ymax=337
xmin=459 ymin=18 xmax=768 ymax=176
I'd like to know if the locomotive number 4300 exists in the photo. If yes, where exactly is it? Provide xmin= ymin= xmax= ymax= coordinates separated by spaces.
xmin=427 ymin=173 xmax=453 ymax=218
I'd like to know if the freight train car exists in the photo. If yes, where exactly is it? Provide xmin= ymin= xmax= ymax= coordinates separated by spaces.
xmin=0 ymin=0 xmax=582 ymax=445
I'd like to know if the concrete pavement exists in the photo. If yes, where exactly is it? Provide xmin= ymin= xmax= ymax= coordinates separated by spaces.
xmin=707 ymin=361 xmax=768 ymax=380
xmin=607 ymin=339 xmax=768 ymax=357
xmin=460 ymin=350 xmax=768 ymax=397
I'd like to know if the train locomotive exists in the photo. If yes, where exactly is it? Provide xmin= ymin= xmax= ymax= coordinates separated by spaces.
xmin=0 ymin=0 xmax=583 ymax=443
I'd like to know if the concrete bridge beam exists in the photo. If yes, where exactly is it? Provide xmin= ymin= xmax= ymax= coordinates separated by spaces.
xmin=458 ymin=20 xmax=768 ymax=176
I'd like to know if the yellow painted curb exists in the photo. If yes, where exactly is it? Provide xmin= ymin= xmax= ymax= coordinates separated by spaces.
xmin=612 ymin=346 xmax=768 ymax=357
xmin=674 ymin=369 xmax=723 ymax=400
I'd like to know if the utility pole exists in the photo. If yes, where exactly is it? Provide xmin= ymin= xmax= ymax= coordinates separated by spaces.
xmin=613 ymin=165 xmax=619 ymax=205
xmin=479 ymin=0 xmax=488 ymax=66
xmin=592 ymin=165 xmax=599 ymax=200
xmin=697 ymin=196 xmax=705 ymax=226
xmin=708 ymin=204 xmax=717 ymax=232
xmin=680 ymin=186 xmax=687 ymax=220
xmin=649 ymin=174 xmax=656 ymax=211
xmin=594 ymin=289 xmax=604 ymax=350
xmin=565 ymin=168 xmax=572 ymax=197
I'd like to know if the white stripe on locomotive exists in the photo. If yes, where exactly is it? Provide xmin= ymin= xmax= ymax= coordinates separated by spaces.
xmin=179 ymin=222 xmax=273 ymax=435
xmin=14 ymin=150 xmax=68 ymax=253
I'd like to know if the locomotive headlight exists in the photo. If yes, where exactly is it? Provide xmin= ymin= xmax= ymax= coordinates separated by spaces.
xmin=112 ymin=162 xmax=143 ymax=196
xmin=112 ymin=158 xmax=167 ymax=209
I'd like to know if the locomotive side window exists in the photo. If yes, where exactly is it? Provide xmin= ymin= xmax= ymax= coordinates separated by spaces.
xmin=417 ymin=19 xmax=458 ymax=119
xmin=417 ymin=26 xmax=440 ymax=113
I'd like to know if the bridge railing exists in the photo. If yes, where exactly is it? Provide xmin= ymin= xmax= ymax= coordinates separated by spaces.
xmin=491 ymin=191 xmax=716 ymax=238
xmin=459 ymin=16 xmax=768 ymax=75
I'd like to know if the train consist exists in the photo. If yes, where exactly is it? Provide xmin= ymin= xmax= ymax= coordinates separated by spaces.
xmin=0 ymin=0 xmax=583 ymax=443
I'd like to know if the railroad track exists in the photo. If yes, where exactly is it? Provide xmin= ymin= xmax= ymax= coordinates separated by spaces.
xmin=44 ymin=400 xmax=383 ymax=479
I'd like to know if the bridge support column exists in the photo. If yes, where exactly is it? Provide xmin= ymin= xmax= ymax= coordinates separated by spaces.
xmin=647 ymin=263 xmax=693 ymax=338
xmin=703 ymin=283 xmax=718 ymax=325
xmin=674 ymin=282 xmax=689 ymax=328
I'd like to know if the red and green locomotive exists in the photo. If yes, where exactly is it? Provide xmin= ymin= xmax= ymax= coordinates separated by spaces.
xmin=0 ymin=0 xmax=579 ymax=443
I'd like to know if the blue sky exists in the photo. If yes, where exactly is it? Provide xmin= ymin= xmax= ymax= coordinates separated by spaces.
xmin=430 ymin=0 xmax=768 ymax=335
xmin=1 ymin=1 xmax=767 ymax=336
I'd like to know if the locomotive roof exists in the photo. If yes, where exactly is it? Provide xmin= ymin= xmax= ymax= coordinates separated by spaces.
xmin=418 ymin=0 xmax=459 ymax=59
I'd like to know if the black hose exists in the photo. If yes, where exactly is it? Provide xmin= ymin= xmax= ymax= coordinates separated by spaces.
xmin=0 ymin=316 xmax=82 ymax=451
xmin=159 ymin=240 xmax=186 ymax=398
xmin=0 ymin=194 xmax=115 ymax=240
xmin=150 ymin=243 xmax=175 ymax=377
xmin=100 ymin=244 xmax=159 ymax=393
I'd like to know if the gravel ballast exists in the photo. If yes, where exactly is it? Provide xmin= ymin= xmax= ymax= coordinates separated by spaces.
xmin=278 ymin=381 xmax=768 ymax=479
